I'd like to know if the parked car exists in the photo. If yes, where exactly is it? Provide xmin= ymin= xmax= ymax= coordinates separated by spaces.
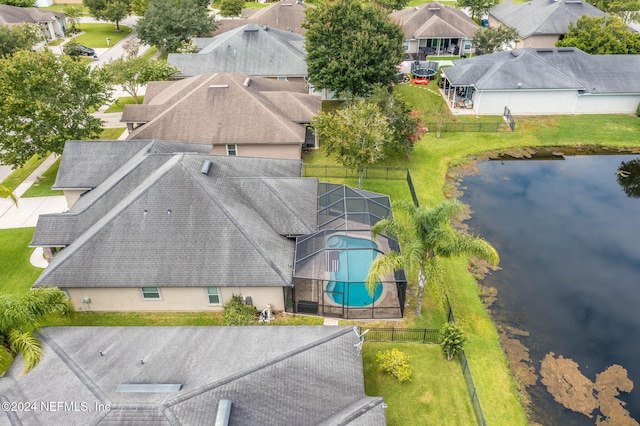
xmin=63 ymin=43 xmax=95 ymax=57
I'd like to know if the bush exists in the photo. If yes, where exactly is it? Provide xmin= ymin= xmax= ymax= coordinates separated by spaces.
xmin=440 ymin=322 xmax=466 ymax=361
xmin=376 ymin=348 xmax=412 ymax=382
xmin=222 ymin=294 xmax=258 ymax=325
xmin=636 ymin=102 xmax=640 ymax=117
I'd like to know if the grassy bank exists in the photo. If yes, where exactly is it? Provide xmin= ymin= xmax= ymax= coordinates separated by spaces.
xmin=306 ymin=84 xmax=640 ymax=425
xmin=0 ymin=228 xmax=43 ymax=296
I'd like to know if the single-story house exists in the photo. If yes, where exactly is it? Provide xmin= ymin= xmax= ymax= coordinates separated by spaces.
xmin=121 ymin=73 xmax=321 ymax=157
xmin=440 ymin=47 xmax=640 ymax=115
xmin=168 ymin=24 xmax=307 ymax=83
xmin=488 ymin=0 xmax=607 ymax=49
xmin=214 ymin=0 xmax=309 ymax=36
xmin=0 ymin=326 xmax=387 ymax=425
xmin=31 ymin=141 xmax=406 ymax=319
xmin=0 ymin=4 xmax=66 ymax=46
xmin=390 ymin=2 xmax=479 ymax=60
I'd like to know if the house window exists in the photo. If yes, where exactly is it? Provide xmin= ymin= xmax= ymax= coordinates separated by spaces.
xmin=141 ymin=287 xmax=161 ymax=299
xmin=207 ymin=287 xmax=221 ymax=304
xmin=277 ymin=76 xmax=288 ymax=81
xmin=403 ymin=41 xmax=409 ymax=51
xmin=464 ymin=42 xmax=472 ymax=50
xmin=226 ymin=144 xmax=237 ymax=156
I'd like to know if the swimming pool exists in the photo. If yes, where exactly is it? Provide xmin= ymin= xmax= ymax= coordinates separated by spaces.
xmin=325 ymin=235 xmax=383 ymax=307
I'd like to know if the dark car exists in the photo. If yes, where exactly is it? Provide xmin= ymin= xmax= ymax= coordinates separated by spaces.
xmin=63 ymin=44 xmax=95 ymax=57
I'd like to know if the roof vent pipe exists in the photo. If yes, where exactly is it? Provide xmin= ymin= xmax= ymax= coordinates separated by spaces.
xmin=243 ymin=77 xmax=251 ymax=87
xmin=215 ymin=400 xmax=232 ymax=426
xmin=201 ymin=160 xmax=212 ymax=175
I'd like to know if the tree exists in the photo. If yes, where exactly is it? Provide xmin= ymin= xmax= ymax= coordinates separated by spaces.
xmin=366 ymin=199 xmax=499 ymax=316
xmin=219 ymin=0 xmax=244 ymax=18
xmin=0 ymin=24 xmax=43 ymax=58
xmin=131 ymin=0 xmax=150 ymax=16
xmin=594 ymin=0 xmax=640 ymax=23
xmin=616 ymin=158 xmax=640 ymax=198
xmin=472 ymin=25 xmax=519 ymax=54
xmin=0 ymin=186 xmax=18 ymax=206
xmin=62 ymin=5 xmax=84 ymax=34
xmin=0 ymin=0 xmax=34 ymax=6
xmin=0 ymin=50 xmax=111 ymax=168
xmin=368 ymin=85 xmax=426 ymax=158
xmin=0 ymin=287 xmax=74 ymax=374
xmin=136 ymin=0 xmax=217 ymax=53
xmin=103 ymin=56 xmax=179 ymax=103
xmin=457 ymin=0 xmax=498 ymax=20
xmin=372 ymin=0 xmax=409 ymax=12
xmin=303 ymin=0 xmax=404 ymax=98
xmin=556 ymin=16 xmax=640 ymax=54
xmin=222 ymin=295 xmax=257 ymax=325
xmin=313 ymin=101 xmax=392 ymax=189
xmin=83 ymin=0 xmax=132 ymax=32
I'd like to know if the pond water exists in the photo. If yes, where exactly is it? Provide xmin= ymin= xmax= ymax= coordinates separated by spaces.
xmin=459 ymin=154 xmax=640 ymax=425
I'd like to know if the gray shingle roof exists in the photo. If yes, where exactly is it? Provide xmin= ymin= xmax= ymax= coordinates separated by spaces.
xmin=121 ymin=73 xmax=320 ymax=147
xmin=213 ymin=0 xmax=310 ymax=36
xmin=390 ymin=2 xmax=479 ymax=39
xmin=168 ymin=24 xmax=307 ymax=78
xmin=489 ymin=0 xmax=606 ymax=38
xmin=443 ymin=48 xmax=640 ymax=93
xmin=0 ymin=326 xmax=386 ymax=425
xmin=0 ymin=3 xmax=64 ymax=25
xmin=32 ymin=143 xmax=317 ymax=289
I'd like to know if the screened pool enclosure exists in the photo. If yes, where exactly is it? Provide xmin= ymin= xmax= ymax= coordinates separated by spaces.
xmin=287 ymin=183 xmax=407 ymax=319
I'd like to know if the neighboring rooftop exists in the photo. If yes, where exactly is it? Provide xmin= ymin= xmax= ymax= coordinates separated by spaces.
xmin=0 ymin=326 xmax=387 ymax=425
xmin=121 ymin=73 xmax=320 ymax=147
xmin=0 ymin=3 xmax=64 ymax=26
xmin=214 ymin=0 xmax=310 ymax=35
xmin=443 ymin=47 xmax=640 ymax=93
xmin=390 ymin=1 xmax=479 ymax=39
xmin=168 ymin=24 xmax=307 ymax=78
xmin=489 ymin=0 xmax=607 ymax=39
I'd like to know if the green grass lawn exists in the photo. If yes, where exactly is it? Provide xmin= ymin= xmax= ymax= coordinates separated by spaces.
xmin=105 ymin=96 xmax=144 ymax=113
xmin=44 ymin=4 xmax=90 ymax=14
xmin=21 ymin=158 xmax=63 ymax=198
xmin=0 ymin=228 xmax=43 ymax=296
xmin=98 ymin=127 xmax=127 ymax=140
xmin=364 ymin=343 xmax=475 ymax=426
xmin=0 ymin=155 xmax=47 ymax=192
xmin=72 ymin=24 xmax=132 ymax=48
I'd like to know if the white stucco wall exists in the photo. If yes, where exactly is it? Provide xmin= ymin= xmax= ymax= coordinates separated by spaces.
xmin=574 ymin=94 xmax=640 ymax=114
xmin=473 ymin=89 xmax=578 ymax=115
xmin=65 ymin=286 xmax=285 ymax=312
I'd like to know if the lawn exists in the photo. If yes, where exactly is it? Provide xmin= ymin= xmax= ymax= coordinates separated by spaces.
xmin=0 ymin=228 xmax=43 ymax=296
xmin=21 ymin=158 xmax=63 ymax=198
xmin=105 ymin=96 xmax=144 ymax=113
xmin=71 ymin=24 xmax=132 ymax=48
xmin=44 ymin=4 xmax=89 ymax=14
xmin=304 ymin=83 xmax=640 ymax=426
xmin=0 ymin=155 xmax=47 ymax=192
xmin=98 ymin=127 xmax=127 ymax=140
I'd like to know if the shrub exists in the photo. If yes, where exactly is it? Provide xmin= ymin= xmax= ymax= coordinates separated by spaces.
xmin=376 ymin=348 xmax=412 ymax=382
xmin=222 ymin=295 xmax=258 ymax=325
xmin=440 ymin=322 xmax=466 ymax=361
xmin=636 ymin=102 xmax=640 ymax=117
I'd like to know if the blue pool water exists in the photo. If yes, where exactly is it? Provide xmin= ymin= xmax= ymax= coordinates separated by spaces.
xmin=325 ymin=235 xmax=383 ymax=306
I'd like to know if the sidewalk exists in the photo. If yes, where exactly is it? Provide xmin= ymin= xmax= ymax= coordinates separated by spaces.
xmin=0 ymin=154 xmax=68 ymax=230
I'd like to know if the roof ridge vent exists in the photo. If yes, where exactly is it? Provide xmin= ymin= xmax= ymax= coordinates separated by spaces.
xmin=427 ymin=6 xmax=440 ymax=10
xmin=209 ymin=84 xmax=229 ymax=89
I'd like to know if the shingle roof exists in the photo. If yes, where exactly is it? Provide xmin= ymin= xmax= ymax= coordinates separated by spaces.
xmin=168 ymin=24 xmax=307 ymax=78
xmin=443 ymin=48 xmax=640 ymax=93
xmin=121 ymin=73 xmax=320 ymax=147
xmin=488 ymin=0 xmax=606 ymax=38
xmin=213 ymin=0 xmax=310 ymax=36
xmin=0 ymin=326 xmax=386 ymax=425
xmin=0 ymin=4 xmax=64 ymax=26
xmin=31 ymin=142 xmax=317 ymax=289
xmin=390 ymin=2 xmax=479 ymax=39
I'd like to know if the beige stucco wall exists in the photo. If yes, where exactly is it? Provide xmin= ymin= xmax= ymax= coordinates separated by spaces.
xmin=63 ymin=189 xmax=87 ymax=209
xmin=516 ymin=34 xmax=561 ymax=49
xmin=65 ymin=286 xmax=286 ymax=312
xmin=210 ymin=144 xmax=301 ymax=159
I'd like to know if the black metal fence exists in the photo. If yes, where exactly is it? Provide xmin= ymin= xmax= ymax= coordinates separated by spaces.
xmin=406 ymin=170 xmax=419 ymax=207
xmin=302 ymin=165 xmax=407 ymax=180
xmin=503 ymin=106 xmax=516 ymax=131
xmin=424 ymin=121 xmax=513 ymax=132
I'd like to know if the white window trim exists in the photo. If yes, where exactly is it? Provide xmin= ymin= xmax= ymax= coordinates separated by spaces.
xmin=226 ymin=144 xmax=237 ymax=156
xmin=141 ymin=287 xmax=162 ymax=300
xmin=206 ymin=287 xmax=222 ymax=305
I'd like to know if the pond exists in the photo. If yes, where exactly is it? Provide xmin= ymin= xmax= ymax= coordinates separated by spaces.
xmin=459 ymin=154 xmax=640 ymax=425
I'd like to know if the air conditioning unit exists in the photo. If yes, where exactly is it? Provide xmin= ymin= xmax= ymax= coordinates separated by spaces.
xmin=80 ymin=297 xmax=91 ymax=303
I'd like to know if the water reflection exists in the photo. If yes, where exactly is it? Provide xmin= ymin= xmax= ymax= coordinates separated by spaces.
xmin=459 ymin=155 xmax=640 ymax=425
xmin=617 ymin=158 xmax=640 ymax=198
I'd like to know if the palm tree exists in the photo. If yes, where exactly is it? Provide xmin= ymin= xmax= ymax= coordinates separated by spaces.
xmin=366 ymin=199 xmax=499 ymax=316
xmin=0 ymin=287 xmax=74 ymax=374
xmin=0 ymin=185 xmax=18 ymax=206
